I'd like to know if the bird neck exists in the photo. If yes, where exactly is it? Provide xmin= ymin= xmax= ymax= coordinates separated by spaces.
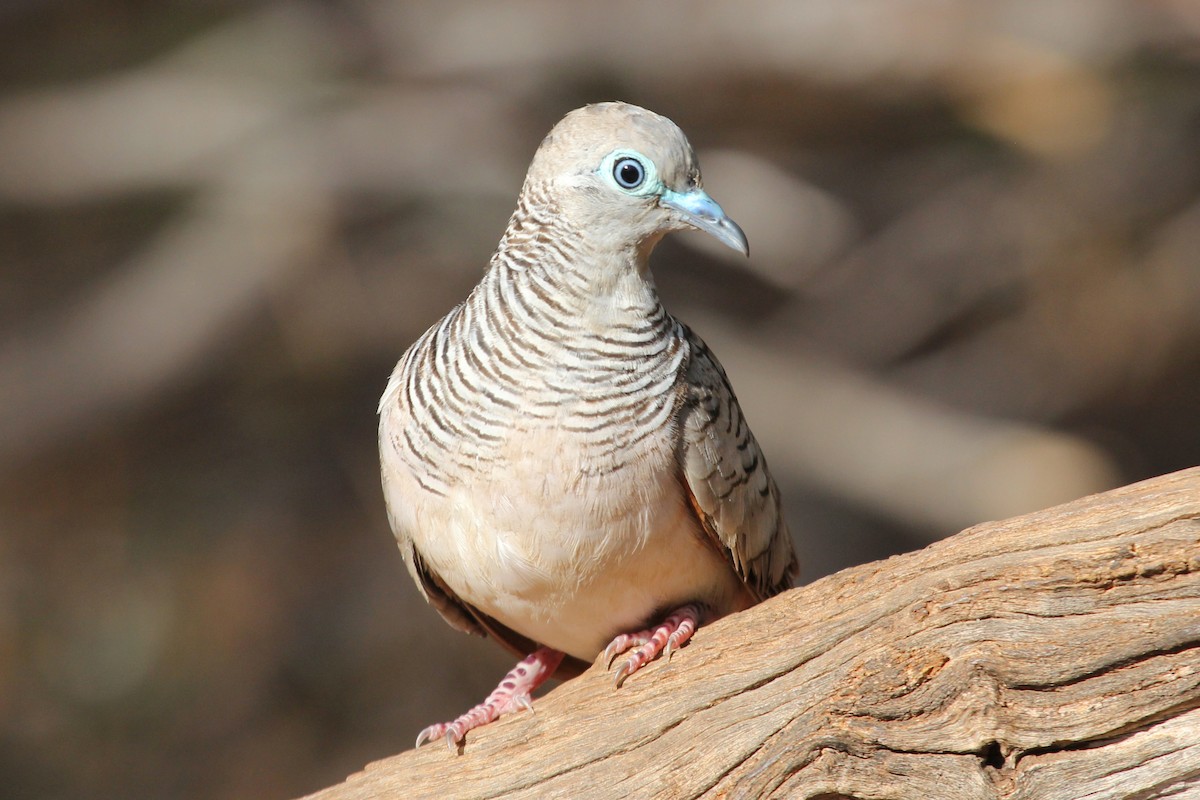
xmin=489 ymin=202 xmax=666 ymax=328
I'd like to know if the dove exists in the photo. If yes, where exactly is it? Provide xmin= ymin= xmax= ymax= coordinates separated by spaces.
xmin=378 ymin=102 xmax=798 ymax=749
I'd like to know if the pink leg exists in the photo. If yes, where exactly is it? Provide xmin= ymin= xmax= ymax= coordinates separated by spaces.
xmin=416 ymin=647 xmax=564 ymax=751
xmin=602 ymin=603 xmax=703 ymax=688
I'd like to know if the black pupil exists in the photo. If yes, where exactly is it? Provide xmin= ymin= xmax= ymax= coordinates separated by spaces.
xmin=617 ymin=160 xmax=642 ymax=187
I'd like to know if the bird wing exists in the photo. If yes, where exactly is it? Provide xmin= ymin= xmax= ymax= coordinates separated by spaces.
xmin=676 ymin=325 xmax=799 ymax=601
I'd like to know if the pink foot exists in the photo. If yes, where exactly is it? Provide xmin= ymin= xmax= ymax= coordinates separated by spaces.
xmin=416 ymin=647 xmax=564 ymax=751
xmin=603 ymin=603 xmax=703 ymax=688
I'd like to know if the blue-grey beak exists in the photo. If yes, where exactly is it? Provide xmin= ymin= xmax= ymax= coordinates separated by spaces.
xmin=660 ymin=188 xmax=749 ymax=256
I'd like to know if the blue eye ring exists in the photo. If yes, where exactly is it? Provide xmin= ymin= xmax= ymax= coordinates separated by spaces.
xmin=613 ymin=157 xmax=646 ymax=190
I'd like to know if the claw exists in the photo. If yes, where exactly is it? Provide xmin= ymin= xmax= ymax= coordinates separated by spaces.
xmin=665 ymin=628 xmax=687 ymax=660
xmin=613 ymin=659 xmax=633 ymax=688
xmin=603 ymin=633 xmax=649 ymax=668
xmin=602 ymin=604 xmax=703 ymax=688
xmin=413 ymin=647 xmax=564 ymax=752
xmin=415 ymin=727 xmax=434 ymax=749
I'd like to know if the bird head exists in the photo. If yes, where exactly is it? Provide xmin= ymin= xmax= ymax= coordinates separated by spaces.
xmin=522 ymin=102 xmax=748 ymax=259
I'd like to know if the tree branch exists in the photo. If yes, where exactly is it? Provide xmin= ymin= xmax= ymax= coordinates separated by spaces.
xmin=304 ymin=467 xmax=1200 ymax=799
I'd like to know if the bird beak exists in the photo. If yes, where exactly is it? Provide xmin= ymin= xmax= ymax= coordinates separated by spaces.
xmin=659 ymin=188 xmax=749 ymax=256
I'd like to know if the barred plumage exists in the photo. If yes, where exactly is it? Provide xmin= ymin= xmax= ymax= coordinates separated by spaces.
xmin=378 ymin=102 xmax=798 ymax=749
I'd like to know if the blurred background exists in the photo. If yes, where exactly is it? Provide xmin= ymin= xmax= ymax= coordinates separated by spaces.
xmin=2 ymin=1 xmax=1199 ymax=798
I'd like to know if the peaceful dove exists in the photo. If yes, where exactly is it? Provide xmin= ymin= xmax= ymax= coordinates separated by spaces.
xmin=378 ymin=102 xmax=798 ymax=750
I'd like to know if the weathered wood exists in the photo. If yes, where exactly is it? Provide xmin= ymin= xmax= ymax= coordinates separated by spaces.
xmin=305 ymin=468 xmax=1200 ymax=799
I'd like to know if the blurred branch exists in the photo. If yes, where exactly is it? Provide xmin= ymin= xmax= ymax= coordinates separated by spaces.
xmin=898 ymin=198 xmax=1200 ymax=419
xmin=0 ymin=9 xmax=526 ymax=205
xmin=690 ymin=317 xmax=1120 ymax=535
xmin=0 ymin=139 xmax=332 ymax=462
xmin=360 ymin=0 xmax=1171 ymax=86
xmin=686 ymin=150 xmax=858 ymax=290
xmin=0 ymin=72 xmax=308 ymax=202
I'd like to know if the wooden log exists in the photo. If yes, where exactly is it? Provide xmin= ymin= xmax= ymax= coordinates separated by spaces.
xmin=304 ymin=467 xmax=1200 ymax=799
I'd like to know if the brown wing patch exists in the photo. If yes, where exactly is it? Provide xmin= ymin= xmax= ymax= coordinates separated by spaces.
xmin=678 ymin=470 xmax=763 ymax=607
xmin=676 ymin=325 xmax=799 ymax=601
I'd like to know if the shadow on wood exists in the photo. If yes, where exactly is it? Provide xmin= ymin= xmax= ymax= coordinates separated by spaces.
xmin=304 ymin=468 xmax=1200 ymax=799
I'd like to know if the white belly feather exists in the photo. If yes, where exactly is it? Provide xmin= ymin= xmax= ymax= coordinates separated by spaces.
xmin=392 ymin=420 xmax=743 ymax=661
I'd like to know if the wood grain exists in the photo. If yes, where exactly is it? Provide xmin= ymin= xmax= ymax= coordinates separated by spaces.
xmin=304 ymin=467 xmax=1200 ymax=799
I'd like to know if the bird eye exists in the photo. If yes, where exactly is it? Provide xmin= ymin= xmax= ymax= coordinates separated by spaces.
xmin=613 ymin=157 xmax=646 ymax=190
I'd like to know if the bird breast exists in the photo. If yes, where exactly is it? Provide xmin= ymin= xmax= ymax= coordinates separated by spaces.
xmin=379 ymin=260 xmax=739 ymax=657
xmin=392 ymin=383 xmax=726 ymax=657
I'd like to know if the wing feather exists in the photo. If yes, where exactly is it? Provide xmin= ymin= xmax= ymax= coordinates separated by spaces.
xmin=676 ymin=326 xmax=799 ymax=600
